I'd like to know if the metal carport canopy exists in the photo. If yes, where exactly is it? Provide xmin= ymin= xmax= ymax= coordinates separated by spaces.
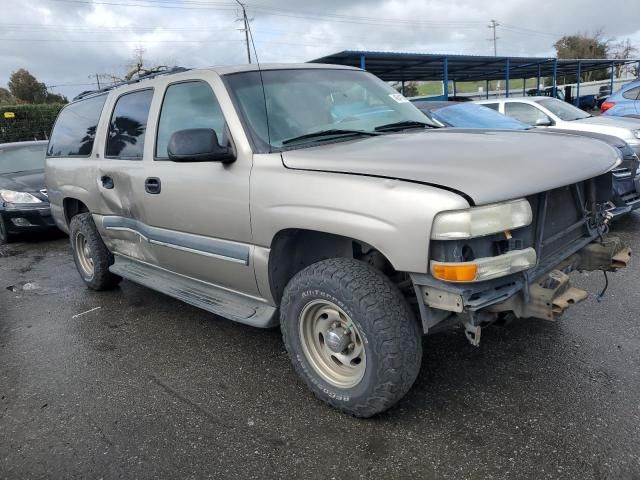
xmin=309 ymin=50 xmax=639 ymax=82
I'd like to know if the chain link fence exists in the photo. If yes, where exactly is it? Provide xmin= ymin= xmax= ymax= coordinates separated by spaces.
xmin=0 ymin=104 xmax=64 ymax=144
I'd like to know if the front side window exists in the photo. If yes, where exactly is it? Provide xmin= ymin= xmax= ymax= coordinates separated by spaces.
xmin=47 ymin=94 xmax=107 ymax=157
xmin=535 ymin=98 xmax=590 ymax=121
xmin=505 ymin=102 xmax=550 ymax=126
xmin=0 ymin=143 xmax=47 ymax=174
xmin=105 ymin=89 xmax=153 ymax=159
xmin=156 ymin=81 xmax=227 ymax=159
xmin=224 ymin=69 xmax=435 ymax=152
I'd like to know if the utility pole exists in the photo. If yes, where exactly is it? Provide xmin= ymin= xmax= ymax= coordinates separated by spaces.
xmin=88 ymin=73 xmax=101 ymax=89
xmin=488 ymin=19 xmax=500 ymax=56
xmin=235 ymin=0 xmax=251 ymax=64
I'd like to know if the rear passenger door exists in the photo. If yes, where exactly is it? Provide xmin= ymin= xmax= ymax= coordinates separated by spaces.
xmin=95 ymin=88 xmax=156 ymax=264
xmin=135 ymin=78 xmax=259 ymax=296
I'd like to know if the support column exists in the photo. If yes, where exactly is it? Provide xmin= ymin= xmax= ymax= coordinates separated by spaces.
xmin=552 ymin=59 xmax=558 ymax=97
xmin=443 ymin=56 xmax=449 ymax=99
xmin=453 ymin=80 xmax=457 ymax=97
xmin=537 ymin=64 xmax=541 ymax=95
xmin=485 ymin=79 xmax=489 ymax=99
xmin=610 ymin=61 xmax=615 ymax=95
xmin=360 ymin=54 xmax=366 ymax=70
xmin=575 ymin=61 xmax=581 ymax=107
xmin=523 ymin=78 xmax=526 ymax=97
xmin=401 ymin=80 xmax=405 ymax=95
xmin=505 ymin=58 xmax=510 ymax=98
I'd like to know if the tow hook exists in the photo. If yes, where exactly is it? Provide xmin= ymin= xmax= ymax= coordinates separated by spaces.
xmin=463 ymin=319 xmax=481 ymax=347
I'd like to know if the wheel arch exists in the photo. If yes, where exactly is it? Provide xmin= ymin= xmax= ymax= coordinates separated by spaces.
xmin=63 ymin=197 xmax=90 ymax=227
xmin=267 ymin=228 xmax=397 ymax=305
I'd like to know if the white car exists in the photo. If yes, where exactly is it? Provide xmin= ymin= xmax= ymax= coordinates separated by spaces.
xmin=475 ymin=96 xmax=640 ymax=156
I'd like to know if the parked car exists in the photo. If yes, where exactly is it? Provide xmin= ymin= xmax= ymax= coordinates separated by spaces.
xmin=601 ymin=79 xmax=640 ymax=118
xmin=475 ymin=96 xmax=640 ymax=157
xmin=596 ymin=85 xmax=612 ymax=109
xmin=46 ymin=64 xmax=630 ymax=417
xmin=412 ymin=100 xmax=640 ymax=215
xmin=0 ymin=140 xmax=55 ymax=243
xmin=529 ymin=86 xmax=597 ymax=110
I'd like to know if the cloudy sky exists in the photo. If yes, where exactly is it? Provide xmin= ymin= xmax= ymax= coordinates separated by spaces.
xmin=2 ymin=0 xmax=640 ymax=99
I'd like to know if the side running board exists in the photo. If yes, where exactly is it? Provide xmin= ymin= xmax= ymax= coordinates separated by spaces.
xmin=109 ymin=255 xmax=278 ymax=328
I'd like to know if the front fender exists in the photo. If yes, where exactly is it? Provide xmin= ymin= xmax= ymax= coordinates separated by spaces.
xmin=250 ymin=154 xmax=470 ymax=273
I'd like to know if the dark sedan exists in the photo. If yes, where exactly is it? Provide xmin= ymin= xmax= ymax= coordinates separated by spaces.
xmin=411 ymin=100 xmax=640 ymax=216
xmin=0 ymin=140 xmax=56 ymax=243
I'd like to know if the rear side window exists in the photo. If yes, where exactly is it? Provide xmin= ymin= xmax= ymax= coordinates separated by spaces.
xmin=482 ymin=103 xmax=499 ymax=111
xmin=47 ymin=94 xmax=107 ymax=157
xmin=622 ymin=87 xmax=640 ymax=100
xmin=505 ymin=102 xmax=549 ymax=125
xmin=155 ymin=81 xmax=227 ymax=159
xmin=105 ymin=89 xmax=153 ymax=160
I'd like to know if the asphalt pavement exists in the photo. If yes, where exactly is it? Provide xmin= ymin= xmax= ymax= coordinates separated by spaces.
xmin=1 ymin=215 xmax=639 ymax=480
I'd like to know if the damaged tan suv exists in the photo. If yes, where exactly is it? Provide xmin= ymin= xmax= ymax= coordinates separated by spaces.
xmin=46 ymin=64 xmax=630 ymax=417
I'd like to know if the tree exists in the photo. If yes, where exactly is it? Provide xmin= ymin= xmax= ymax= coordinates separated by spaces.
xmin=402 ymin=81 xmax=420 ymax=97
xmin=0 ymin=87 xmax=15 ymax=105
xmin=611 ymin=39 xmax=639 ymax=78
xmin=45 ymin=92 xmax=68 ymax=104
xmin=8 ymin=69 xmax=48 ymax=103
xmin=554 ymin=31 xmax=610 ymax=82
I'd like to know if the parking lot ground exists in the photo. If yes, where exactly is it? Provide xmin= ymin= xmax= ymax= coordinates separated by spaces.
xmin=1 ymin=215 xmax=640 ymax=480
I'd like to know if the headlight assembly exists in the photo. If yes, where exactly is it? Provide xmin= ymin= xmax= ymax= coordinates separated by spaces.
xmin=0 ymin=190 xmax=43 ymax=204
xmin=431 ymin=199 xmax=532 ymax=240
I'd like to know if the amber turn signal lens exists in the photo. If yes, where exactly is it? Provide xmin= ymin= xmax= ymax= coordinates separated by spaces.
xmin=431 ymin=263 xmax=478 ymax=282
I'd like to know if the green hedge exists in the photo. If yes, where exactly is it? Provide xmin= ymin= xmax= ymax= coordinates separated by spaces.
xmin=0 ymin=103 xmax=64 ymax=144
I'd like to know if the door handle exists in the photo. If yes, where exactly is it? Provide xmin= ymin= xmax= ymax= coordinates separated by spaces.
xmin=145 ymin=177 xmax=161 ymax=194
xmin=101 ymin=176 xmax=114 ymax=189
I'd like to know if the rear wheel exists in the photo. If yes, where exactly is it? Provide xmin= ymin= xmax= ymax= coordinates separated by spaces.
xmin=280 ymin=258 xmax=422 ymax=417
xmin=69 ymin=213 xmax=121 ymax=290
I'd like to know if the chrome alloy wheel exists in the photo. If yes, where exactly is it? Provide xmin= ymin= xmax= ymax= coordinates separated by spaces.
xmin=74 ymin=231 xmax=94 ymax=278
xmin=298 ymin=299 xmax=366 ymax=388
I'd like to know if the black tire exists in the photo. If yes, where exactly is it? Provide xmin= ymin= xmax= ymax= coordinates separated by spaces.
xmin=69 ymin=212 xmax=121 ymax=290
xmin=0 ymin=215 xmax=16 ymax=244
xmin=280 ymin=258 xmax=422 ymax=417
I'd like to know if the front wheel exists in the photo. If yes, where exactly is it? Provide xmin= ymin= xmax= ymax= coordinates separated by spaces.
xmin=280 ymin=258 xmax=422 ymax=417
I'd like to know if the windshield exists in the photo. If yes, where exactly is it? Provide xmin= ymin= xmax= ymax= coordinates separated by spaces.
xmin=0 ymin=143 xmax=47 ymax=175
xmin=536 ymin=98 xmax=591 ymax=121
xmin=224 ymin=69 xmax=436 ymax=151
xmin=430 ymin=103 xmax=530 ymax=130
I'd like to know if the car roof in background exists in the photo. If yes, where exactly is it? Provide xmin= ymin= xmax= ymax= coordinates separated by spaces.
xmin=0 ymin=140 xmax=48 ymax=150
xmin=411 ymin=100 xmax=460 ymax=111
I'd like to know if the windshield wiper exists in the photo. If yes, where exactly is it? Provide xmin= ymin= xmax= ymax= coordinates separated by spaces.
xmin=281 ymin=129 xmax=380 ymax=145
xmin=374 ymin=120 xmax=437 ymax=132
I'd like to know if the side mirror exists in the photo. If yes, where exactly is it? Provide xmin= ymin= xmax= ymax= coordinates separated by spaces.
xmin=167 ymin=128 xmax=235 ymax=163
xmin=535 ymin=118 xmax=552 ymax=127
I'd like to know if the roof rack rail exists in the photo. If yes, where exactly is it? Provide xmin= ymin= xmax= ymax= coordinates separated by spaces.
xmin=73 ymin=66 xmax=191 ymax=101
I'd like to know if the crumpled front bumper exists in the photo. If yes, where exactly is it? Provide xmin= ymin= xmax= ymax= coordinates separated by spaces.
xmin=411 ymin=236 xmax=631 ymax=333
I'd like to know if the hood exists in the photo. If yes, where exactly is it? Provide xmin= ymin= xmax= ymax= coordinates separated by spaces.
xmin=281 ymin=129 xmax=621 ymax=205
xmin=566 ymin=116 xmax=640 ymax=139
xmin=0 ymin=169 xmax=46 ymax=193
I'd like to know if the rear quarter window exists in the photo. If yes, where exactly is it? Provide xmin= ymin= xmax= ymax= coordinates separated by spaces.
xmin=622 ymin=87 xmax=640 ymax=100
xmin=47 ymin=94 xmax=107 ymax=157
